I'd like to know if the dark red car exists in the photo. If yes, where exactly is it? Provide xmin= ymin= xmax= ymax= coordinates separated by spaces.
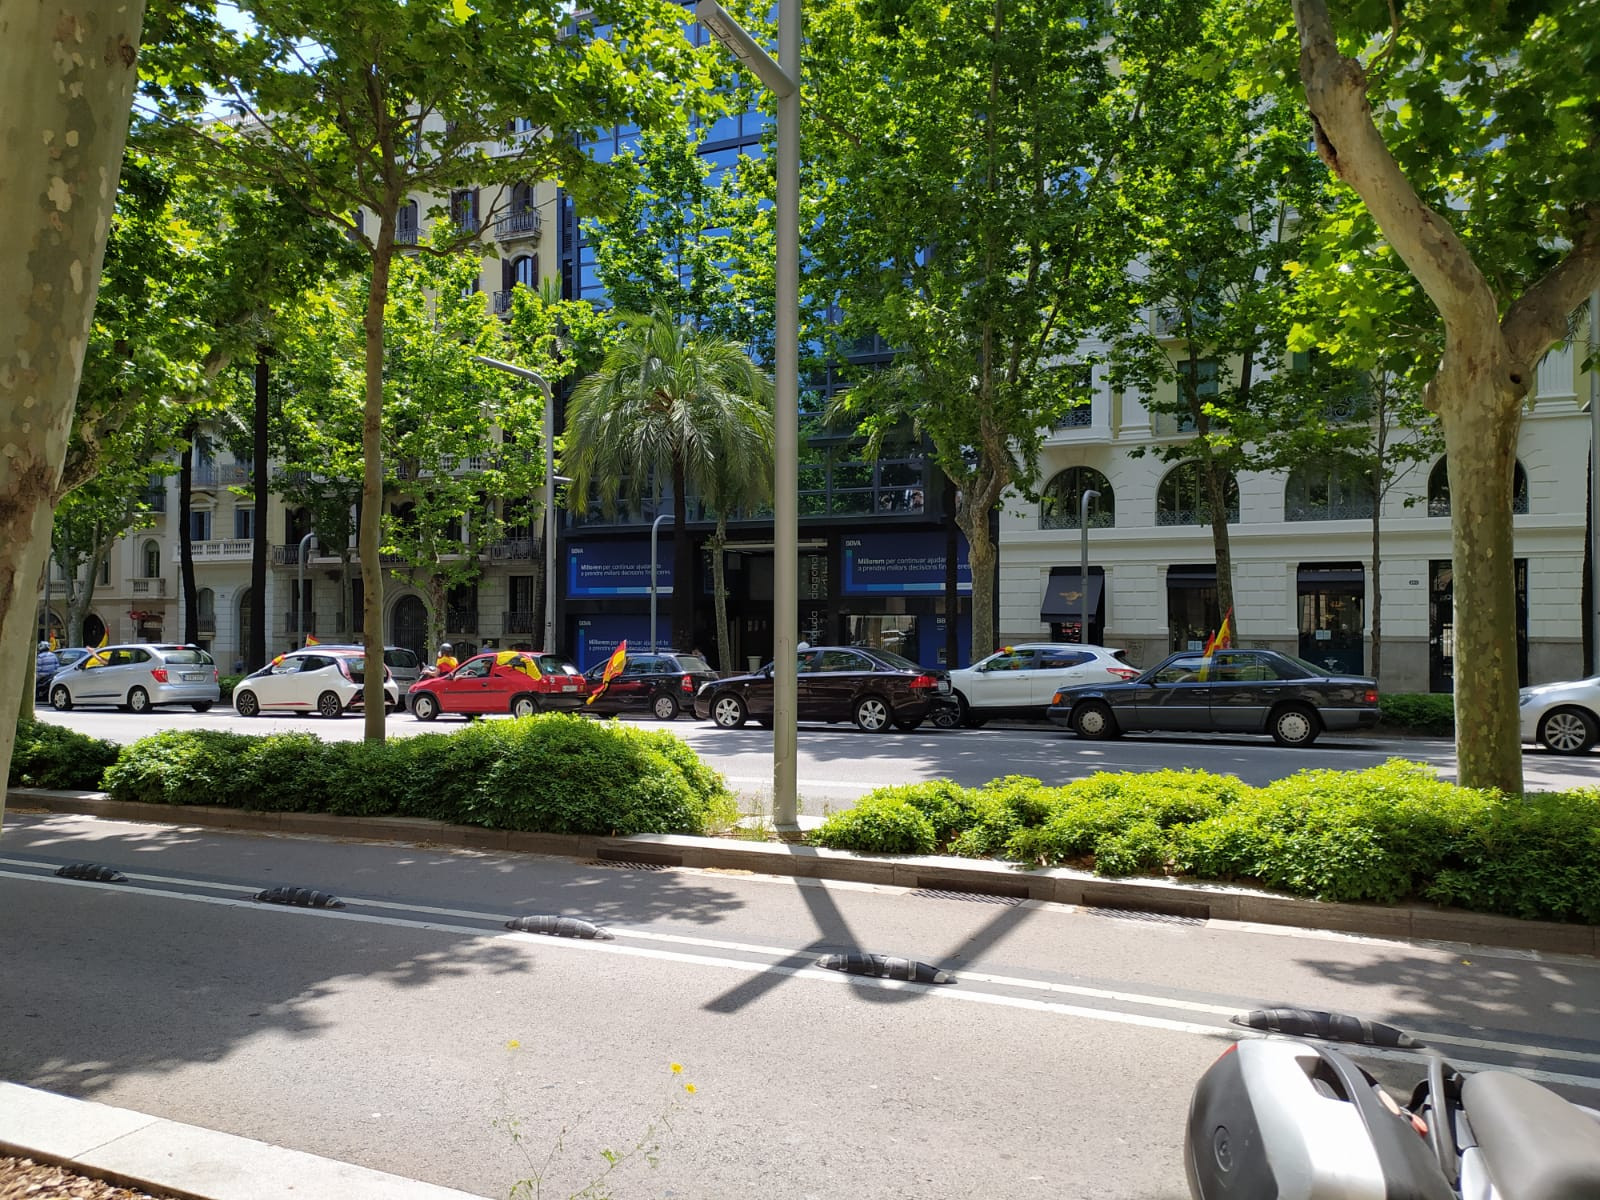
xmin=407 ymin=651 xmax=587 ymax=720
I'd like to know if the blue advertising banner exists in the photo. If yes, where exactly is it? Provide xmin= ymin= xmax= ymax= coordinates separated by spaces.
xmin=568 ymin=540 xmax=674 ymax=597
xmin=841 ymin=531 xmax=971 ymax=595
xmin=574 ymin=614 xmax=652 ymax=671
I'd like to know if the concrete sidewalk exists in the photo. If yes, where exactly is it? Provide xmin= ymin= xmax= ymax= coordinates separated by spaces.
xmin=0 ymin=1081 xmax=488 ymax=1200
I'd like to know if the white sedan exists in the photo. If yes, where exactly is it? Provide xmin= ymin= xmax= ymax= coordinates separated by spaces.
xmin=1519 ymin=676 xmax=1600 ymax=754
xmin=947 ymin=643 xmax=1138 ymax=726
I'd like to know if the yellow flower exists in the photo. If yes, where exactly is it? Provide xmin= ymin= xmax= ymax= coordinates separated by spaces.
xmin=683 ymin=1083 xmax=697 ymax=1094
xmin=670 ymin=1062 xmax=683 ymax=1074
xmin=507 ymin=1040 xmax=521 ymax=1050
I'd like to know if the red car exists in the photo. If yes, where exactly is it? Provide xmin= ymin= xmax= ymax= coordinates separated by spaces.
xmin=407 ymin=651 xmax=588 ymax=720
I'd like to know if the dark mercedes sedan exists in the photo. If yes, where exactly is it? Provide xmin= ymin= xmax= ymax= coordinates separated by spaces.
xmin=1046 ymin=648 xmax=1379 ymax=747
xmin=693 ymin=645 xmax=951 ymax=732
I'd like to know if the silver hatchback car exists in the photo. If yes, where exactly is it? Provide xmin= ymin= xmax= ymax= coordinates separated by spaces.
xmin=48 ymin=643 xmax=222 ymax=713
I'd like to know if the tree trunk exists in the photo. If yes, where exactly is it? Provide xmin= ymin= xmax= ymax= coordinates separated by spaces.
xmin=0 ymin=0 xmax=146 ymax=829
xmin=1442 ymin=366 xmax=1523 ymax=792
xmin=1370 ymin=492 xmax=1382 ymax=682
xmin=670 ymin=456 xmax=692 ymax=651
xmin=711 ymin=519 xmax=730 ymax=673
xmin=1201 ymin=450 xmax=1236 ymax=642
xmin=962 ymin=512 xmax=998 ymax=661
xmin=179 ymin=432 xmax=198 ymax=642
xmin=249 ymin=352 xmax=269 ymax=670
xmin=360 ymin=236 xmax=394 ymax=741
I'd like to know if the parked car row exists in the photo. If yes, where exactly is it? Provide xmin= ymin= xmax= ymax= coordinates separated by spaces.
xmin=34 ymin=639 xmax=1598 ymax=755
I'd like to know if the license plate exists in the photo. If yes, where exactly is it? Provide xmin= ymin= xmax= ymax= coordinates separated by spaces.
xmin=182 ymin=673 xmax=206 ymax=682
xmin=937 ymin=680 xmax=951 ymax=694
xmin=562 ymin=685 xmax=578 ymax=692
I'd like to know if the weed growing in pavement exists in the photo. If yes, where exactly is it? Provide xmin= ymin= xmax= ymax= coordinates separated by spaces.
xmin=499 ymin=1055 xmax=699 ymax=1200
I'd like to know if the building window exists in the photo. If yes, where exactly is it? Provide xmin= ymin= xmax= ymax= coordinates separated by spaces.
xmin=143 ymin=540 xmax=161 ymax=579
xmin=1427 ymin=457 xmax=1528 ymax=517
xmin=511 ymin=181 xmax=536 ymax=214
xmin=1284 ymin=465 xmax=1376 ymax=521
xmin=1053 ymin=363 xmax=1094 ymax=429
xmin=1040 ymin=466 xmax=1114 ymax=529
xmin=511 ymin=254 xmax=536 ymax=288
xmin=396 ymin=199 xmax=419 ymax=245
xmin=450 ymin=188 xmax=479 ymax=232
xmin=235 ymin=507 xmax=255 ymax=540
xmin=190 ymin=509 xmax=212 ymax=541
xmin=97 ymin=559 xmax=110 ymax=586
xmin=1156 ymin=461 xmax=1239 ymax=527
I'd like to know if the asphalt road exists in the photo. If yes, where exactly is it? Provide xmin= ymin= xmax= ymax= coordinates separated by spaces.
xmin=30 ymin=706 xmax=1600 ymax=815
xmin=2 ymin=812 xmax=1597 ymax=1199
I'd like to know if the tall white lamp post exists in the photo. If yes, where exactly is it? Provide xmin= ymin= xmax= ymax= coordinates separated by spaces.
xmin=696 ymin=0 xmax=800 ymax=827
xmin=472 ymin=355 xmax=560 ymax=651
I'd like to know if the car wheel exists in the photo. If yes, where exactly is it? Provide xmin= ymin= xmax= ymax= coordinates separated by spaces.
xmin=894 ymin=717 xmax=923 ymax=732
xmin=853 ymin=695 xmax=892 ymax=732
xmin=50 ymin=685 xmax=73 ymax=712
xmin=1071 ymin=700 xmax=1119 ymax=739
xmin=651 ymin=692 xmax=681 ymax=721
xmin=957 ymin=696 xmax=988 ymax=729
xmin=1270 ymin=703 xmax=1320 ymax=747
xmin=511 ymin=694 xmax=539 ymax=719
xmin=412 ymin=694 xmax=439 ymax=722
xmin=234 ymin=690 xmax=260 ymax=717
xmin=711 ymin=693 xmax=747 ymax=729
xmin=1538 ymin=707 xmax=1598 ymax=755
xmin=317 ymin=690 xmax=344 ymax=719
xmin=191 ymin=702 xmax=214 ymax=713
xmin=127 ymin=687 xmax=151 ymax=714
xmin=931 ymin=704 xmax=962 ymax=729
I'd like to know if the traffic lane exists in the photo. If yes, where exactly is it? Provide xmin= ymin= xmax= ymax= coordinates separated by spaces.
xmin=7 ymin=811 xmax=1599 ymax=1071
xmin=0 ymin=871 xmax=1211 ymax=1199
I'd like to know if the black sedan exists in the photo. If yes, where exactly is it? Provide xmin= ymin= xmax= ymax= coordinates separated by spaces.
xmin=693 ymin=645 xmax=951 ymax=732
xmin=583 ymin=650 xmax=718 ymax=721
xmin=1047 ymin=648 xmax=1379 ymax=747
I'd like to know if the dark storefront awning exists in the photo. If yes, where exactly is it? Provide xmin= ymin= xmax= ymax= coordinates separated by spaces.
xmin=1297 ymin=565 xmax=1366 ymax=586
xmin=1165 ymin=566 xmax=1218 ymax=589
xmin=1041 ymin=568 xmax=1104 ymax=621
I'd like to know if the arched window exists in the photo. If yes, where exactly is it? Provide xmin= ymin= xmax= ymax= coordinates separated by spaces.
xmin=396 ymin=199 xmax=419 ymax=244
xmin=1040 ymin=466 xmax=1114 ymax=529
xmin=1284 ymin=464 xmax=1376 ymax=521
xmin=1427 ymin=457 xmax=1528 ymax=517
xmin=511 ymin=181 xmax=536 ymax=214
xmin=512 ymin=254 xmax=536 ymax=289
xmin=1156 ymin=462 xmax=1239 ymax=527
xmin=143 ymin=540 xmax=161 ymax=579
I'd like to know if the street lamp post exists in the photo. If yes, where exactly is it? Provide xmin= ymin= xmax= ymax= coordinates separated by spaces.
xmin=472 ymin=355 xmax=560 ymax=652
xmin=1079 ymin=490 xmax=1099 ymax=645
xmin=696 ymin=0 xmax=800 ymax=827
xmin=649 ymin=512 xmax=672 ymax=652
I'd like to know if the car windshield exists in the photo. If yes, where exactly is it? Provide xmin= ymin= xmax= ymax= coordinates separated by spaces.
xmin=1279 ymin=653 xmax=1328 ymax=677
xmin=872 ymin=648 xmax=923 ymax=672
xmin=673 ymin=655 xmax=712 ymax=673
xmin=161 ymin=649 xmax=214 ymax=665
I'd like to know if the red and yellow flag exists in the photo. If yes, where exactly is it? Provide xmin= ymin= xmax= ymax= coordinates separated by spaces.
xmin=586 ymin=640 xmax=628 ymax=705
xmin=304 ymin=633 xmax=320 ymax=647
xmin=1202 ymin=609 xmax=1233 ymax=657
xmin=495 ymin=650 xmax=541 ymax=680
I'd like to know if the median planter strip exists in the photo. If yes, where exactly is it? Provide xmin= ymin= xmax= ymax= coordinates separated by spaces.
xmin=9 ymin=786 xmax=1598 ymax=959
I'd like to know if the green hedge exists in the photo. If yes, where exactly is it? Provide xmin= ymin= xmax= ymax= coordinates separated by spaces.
xmin=9 ymin=720 xmax=121 ymax=790
xmin=91 ymin=714 xmax=738 ymax=836
xmin=812 ymin=760 xmax=1600 ymax=924
xmin=1378 ymin=693 xmax=1455 ymax=734
xmin=218 ymin=674 xmax=243 ymax=702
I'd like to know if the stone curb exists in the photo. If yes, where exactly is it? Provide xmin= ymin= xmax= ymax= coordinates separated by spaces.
xmin=0 ymin=1081 xmax=489 ymax=1200
xmin=8 ymin=787 xmax=1597 ymax=959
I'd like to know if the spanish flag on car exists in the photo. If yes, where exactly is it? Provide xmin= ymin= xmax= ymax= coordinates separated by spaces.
xmin=1202 ymin=609 xmax=1233 ymax=656
xmin=586 ymin=641 xmax=628 ymax=704
xmin=304 ymin=634 xmax=320 ymax=647
xmin=495 ymin=650 xmax=541 ymax=680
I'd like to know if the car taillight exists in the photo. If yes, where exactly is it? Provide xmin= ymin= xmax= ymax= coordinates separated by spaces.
xmin=151 ymin=668 xmax=169 ymax=683
xmin=681 ymin=674 xmax=695 ymax=693
xmin=1110 ymin=668 xmax=1140 ymax=680
xmin=1364 ymin=688 xmax=1379 ymax=703
xmin=909 ymin=673 xmax=938 ymax=690
xmin=213 ymin=668 xmax=219 ymax=681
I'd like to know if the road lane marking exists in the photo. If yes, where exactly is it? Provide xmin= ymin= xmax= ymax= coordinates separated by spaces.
xmin=4 ymin=865 xmax=1599 ymax=1088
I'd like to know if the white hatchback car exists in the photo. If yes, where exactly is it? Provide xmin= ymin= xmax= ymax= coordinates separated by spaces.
xmin=947 ymin=643 xmax=1138 ymax=726
xmin=1519 ymin=675 xmax=1600 ymax=755
xmin=232 ymin=649 xmax=400 ymax=719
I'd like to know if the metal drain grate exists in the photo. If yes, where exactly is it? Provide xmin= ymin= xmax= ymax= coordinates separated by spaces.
xmin=587 ymin=859 xmax=672 ymax=872
xmin=1084 ymin=905 xmax=1206 ymax=927
xmin=909 ymin=888 xmax=1024 ymax=906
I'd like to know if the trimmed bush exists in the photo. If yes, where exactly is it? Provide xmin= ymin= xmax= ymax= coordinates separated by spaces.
xmin=218 ymin=675 xmax=243 ymax=701
xmin=813 ymin=794 xmax=937 ymax=855
xmin=100 ymin=715 xmax=734 ymax=837
xmin=1378 ymin=693 xmax=1455 ymax=735
xmin=9 ymin=720 xmax=121 ymax=790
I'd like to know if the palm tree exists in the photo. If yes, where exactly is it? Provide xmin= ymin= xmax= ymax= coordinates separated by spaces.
xmin=563 ymin=304 xmax=775 ymax=655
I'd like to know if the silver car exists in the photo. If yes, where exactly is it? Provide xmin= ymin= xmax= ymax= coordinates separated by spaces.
xmin=232 ymin=648 xmax=400 ymax=718
xmin=318 ymin=644 xmax=423 ymax=697
xmin=1519 ymin=675 xmax=1600 ymax=755
xmin=48 ymin=643 xmax=221 ymax=713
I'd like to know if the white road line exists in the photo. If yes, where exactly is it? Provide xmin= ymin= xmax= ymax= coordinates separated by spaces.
xmin=4 ymin=865 xmax=1599 ymax=1089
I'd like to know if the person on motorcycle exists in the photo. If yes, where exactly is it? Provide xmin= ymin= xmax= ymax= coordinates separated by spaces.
xmin=435 ymin=643 xmax=459 ymax=674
